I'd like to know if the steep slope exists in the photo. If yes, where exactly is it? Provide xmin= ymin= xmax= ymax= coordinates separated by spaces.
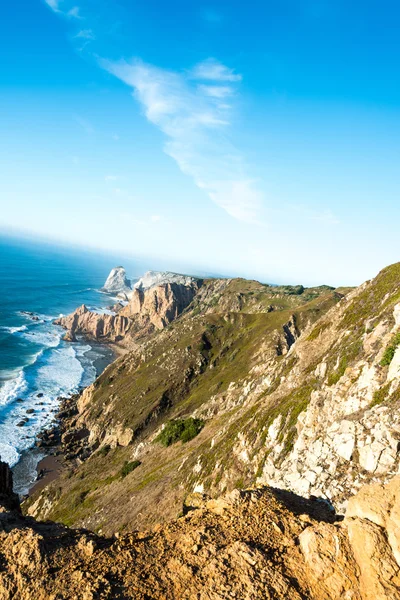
xmin=2 ymin=461 xmax=400 ymax=600
xmin=27 ymin=278 xmax=343 ymax=533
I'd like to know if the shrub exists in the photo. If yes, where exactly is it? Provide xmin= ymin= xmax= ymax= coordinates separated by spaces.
xmin=120 ymin=460 xmax=141 ymax=478
xmin=380 ymin=332 xmax=400 ymax=366
xmin=156 ymin=418 xmax=205 ymax=447
xmin=99 ymin=444 xmax=111 ymax=457
xmin=327 ymin=356 xmax=348 ymax=386
xmin=370 ymin=383 xmax=391 ymax=408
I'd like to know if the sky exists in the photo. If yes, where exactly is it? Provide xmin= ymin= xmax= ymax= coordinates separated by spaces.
xmin=1 ymin=0 xmax=400 ymax=286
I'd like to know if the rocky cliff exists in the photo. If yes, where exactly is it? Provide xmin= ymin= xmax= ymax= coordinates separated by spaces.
xmin=55 ymin=279 xmax=201 ymax=346
xmin=134 ymin=270 xmax=198 ymax=291
xmin=102 ymin=266 xmax=132 ymax=297
xmin=1 ymin=457 xmax=400 ymax=599
xmin=29 ymin=278 xmax=345 ymax=532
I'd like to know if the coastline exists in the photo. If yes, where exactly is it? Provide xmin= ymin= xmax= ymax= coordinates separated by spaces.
xmin=13 ymin=340 xmax=118 ymax=497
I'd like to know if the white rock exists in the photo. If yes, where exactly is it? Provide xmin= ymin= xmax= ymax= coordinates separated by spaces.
xmin=102 ymin=266 xmax=132 ymax=295
xmin=134 ymin=270 xmax=197 ymax=291
xmin=358 ymin=441 xmax=386 ymax=472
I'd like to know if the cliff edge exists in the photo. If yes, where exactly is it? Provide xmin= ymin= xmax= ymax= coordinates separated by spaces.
xmin=1 ymin=457 xmax=400 ymax=599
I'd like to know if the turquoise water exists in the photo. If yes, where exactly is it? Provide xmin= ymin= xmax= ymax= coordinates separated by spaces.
xmin=0 ymin=234 xmax=144 ymax=490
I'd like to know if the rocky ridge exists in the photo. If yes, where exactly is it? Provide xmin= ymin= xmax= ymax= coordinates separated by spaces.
xmin=102 ymin=266 xmax=132 ymax=298
xmin=27 ymin=277 xmax=345 ymax=532
xmin=2 ymin=458 xmax=400 ymax=599
xmin=55 ymin=278 xmax=201 ymax=346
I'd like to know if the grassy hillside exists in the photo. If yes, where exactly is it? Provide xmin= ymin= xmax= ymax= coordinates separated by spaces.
xmin=25 ymin=277 xmax=347 ymax=534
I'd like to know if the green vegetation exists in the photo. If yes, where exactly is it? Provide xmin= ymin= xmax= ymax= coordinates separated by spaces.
xmin=342 ymin=263 xmax=400 ymax=330
xmin=25 ymin=276 xmax=345 ymax=533
xmin=120 ymin=460 xmax=141 ymax=478
xmin=307 ymin=320 xmax=330 ymax=341
xmin=327 ymin=356 xmax=348 ymax=386
xmin=156 ymin=418 xmax=205 ymax=446
xmin=98 ymin=444 xmax=111 ymax=457
xmin=370 ymin=383 xmax=391 ymax=408
xmin=380 ymin=332 xmax=400 ymax=366
xmin=326 ymin=338 xmax=363 ymax=386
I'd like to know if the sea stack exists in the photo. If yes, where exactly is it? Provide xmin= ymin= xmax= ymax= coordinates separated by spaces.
xmin=102 ymin=266 xmax=132 ymax=296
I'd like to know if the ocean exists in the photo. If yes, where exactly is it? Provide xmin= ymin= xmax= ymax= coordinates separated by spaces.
xmin=0 ymin=234 xmax=144 ymax=495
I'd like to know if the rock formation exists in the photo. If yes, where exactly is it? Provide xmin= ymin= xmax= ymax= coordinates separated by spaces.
xmin=11 ymin=265 xmax=400 ymax=597
xmin=2 ymin=462 xmax=400 ymax=599
xmin=55 ymin=279 xmax=201 ymax=346
xmin=54 ymin=304 xmax=132 ymax=343
xmin=30 ymin=280 xmax=344 ymax=532
xmin=122 ymin=281 xmax=201 ymax=328
xmin=102 ymin=266 xmax=132 ymax=297
xmin=134 ymin=270 xmax=198 ymax=291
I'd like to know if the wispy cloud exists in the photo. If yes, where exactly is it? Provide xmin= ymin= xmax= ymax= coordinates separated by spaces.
xmin=103 ymin=57 xmax=262 ymax=222
xmin=105 ymin=175 xmax=117 ymax=181
xmin=190 ymin=58 xmax=242 ymax=82
xmin=75 ymin=28 xmax=95 ymax=40
xmin=44 ymin=0 xmax=81 ymax=19
xmin=68 ymin=6 xmax=81 ymax=18
xmin=44 ymin=0 xmax=61 ymax=12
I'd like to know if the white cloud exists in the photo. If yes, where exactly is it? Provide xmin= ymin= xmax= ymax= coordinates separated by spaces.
xmin=190 ymin=58 xmax=242 ymax=82
xmin=103 ymin=58 xmax=261 ymax=223
xmin=75 ymin=29 xmax=95 ymax=40
xmin=68 ymin=6 xmax=81 ymax=18
xmin=198 ymin=85 xmax=233 ymax=98
xmin=105 ymin=175 xmax=117 ymax=181
xmin=151 ymin=214 xmax=162 ymax=222
xmin=44 ymin=0 xmax=81 ymax=18
xmin=44 ymin=0 xmax=61 ymax=12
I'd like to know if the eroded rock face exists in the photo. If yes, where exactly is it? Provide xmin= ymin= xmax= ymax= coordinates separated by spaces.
xmin=54 ymin=304 xmax=132 ymax=343
xmin=256 ymin=281 xmax=400 ymax=512
xmin=55 ymin=280 xmax=201 ymax=346
xmin=134 ymin=270 xmax=198 ymax=291
xmin=121 ymin=282 xmax=200 ymax=329
xmin=102 ymin=266 xmax=132 ymax=296
xmin=3 ymin=477 xmax=400 ymax=599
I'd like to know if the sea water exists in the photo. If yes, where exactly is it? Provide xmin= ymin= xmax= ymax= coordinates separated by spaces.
xmin=0 ymin=234 xmax=144 ymax=494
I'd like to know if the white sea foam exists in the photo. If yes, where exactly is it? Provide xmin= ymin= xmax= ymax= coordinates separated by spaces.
xmin=0 ymin=325 xmax=28 ymax=334
xmin=21 ymin=328 xmax=62 ymax=348
xmin=1 ymin=306 xmax=111 ymax=488
xmin=0 ymin=343 xmax=86 ymax=469
xmin=0 ymin=371 xmax=28 ymax=407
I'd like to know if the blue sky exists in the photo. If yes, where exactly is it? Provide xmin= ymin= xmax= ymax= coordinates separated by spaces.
xmin=1 ymin=0 xmax=400 ymax=285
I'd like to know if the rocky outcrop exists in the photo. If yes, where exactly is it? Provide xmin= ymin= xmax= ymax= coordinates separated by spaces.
xmin=3 ymin=478 xmax=400 ymax=598
xmin=134 ymin=270 xmax=198 ymax=291
xmin=102 ymin=266 xmax=132 ymax=297
xmin=55 ymin=280 xmax=201 ymax=346
xmin=54 ymin=304 xmax=132 ymax=343
xmin=121 ymin=281 xmax=200 ymax=328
